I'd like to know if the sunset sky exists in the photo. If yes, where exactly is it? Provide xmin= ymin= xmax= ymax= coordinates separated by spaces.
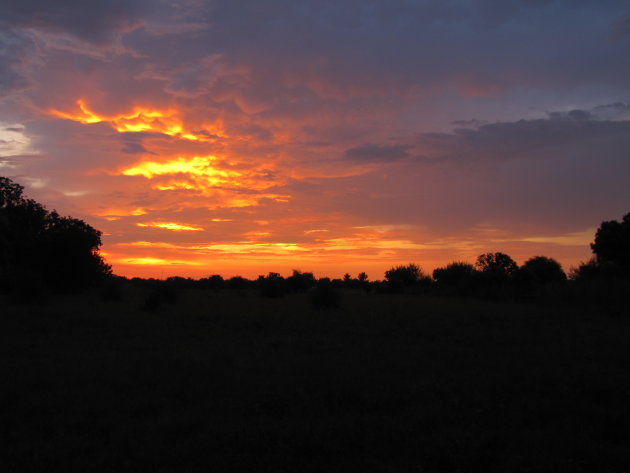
xmin=1 ymin=0 xmax=629 ymax=279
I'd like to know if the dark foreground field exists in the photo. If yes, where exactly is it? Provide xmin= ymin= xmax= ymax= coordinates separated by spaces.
xmin=2 ymin=289 xmax=629 ymax=472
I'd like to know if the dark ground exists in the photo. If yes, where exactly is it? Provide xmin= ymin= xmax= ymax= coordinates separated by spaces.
xmin=1 ymin=288 xmax=629 ymax=472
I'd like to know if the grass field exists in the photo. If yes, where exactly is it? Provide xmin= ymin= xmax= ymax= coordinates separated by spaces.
xmin=2 ymin=288 xmax=629 ymax=472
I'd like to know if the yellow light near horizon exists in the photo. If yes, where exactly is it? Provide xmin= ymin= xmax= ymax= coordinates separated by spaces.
xmin=137 ymin=222 xmax=204 ymax=232
xmin=120 ymin=257 xmax=203 ymax=266
xmin=96 ymin=207 xmax=148 ymax=220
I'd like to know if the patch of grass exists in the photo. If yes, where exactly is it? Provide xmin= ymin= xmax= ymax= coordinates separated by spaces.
xmin=1 ymin=290 xmax=629 ymax=472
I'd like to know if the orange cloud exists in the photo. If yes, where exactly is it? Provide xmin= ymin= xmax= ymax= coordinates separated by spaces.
xmin=49 ymin=99 xmax=224 ymax=141
xmin=137 ymin=222 xmax=204 ymax=231
xmin=96 ymin=207 xmax=147 ymax=221
xmin=119 ymin=155 xmax=291 ymax=207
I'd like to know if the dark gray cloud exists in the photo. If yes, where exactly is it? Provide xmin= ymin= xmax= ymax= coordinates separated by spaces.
xmin=321 ymin=108 xmax=630 ymax=236
xmin=0 ymin=30 xmax=32 ymax=98
xmin=414 ymin=113 xmax=630 ymax=164
xmin=0 ymin=0 xmax=152 ymax=44
xmin=343 ymin=144 xmax=410 ymax=162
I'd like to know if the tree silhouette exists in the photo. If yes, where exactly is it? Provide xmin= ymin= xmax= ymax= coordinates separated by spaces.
xmin=519 ymin=256 xmax=566 ymax=284
xmin=258 ymin=272 xmax=286 ymax=297
xmin=475 ymin=252 xmax=518 ymax=276
xmin=433 ymin=262 xmax=476 ymax=286
xmin=0 ymin=176 xmax=110 ymax=294
xmin=287 ymin=269 xmax=316 ymax=293
xmin=591 ymin=212 xmax=630 ymax=273
xmin=384 ymin=263 xmax=430 ymax=293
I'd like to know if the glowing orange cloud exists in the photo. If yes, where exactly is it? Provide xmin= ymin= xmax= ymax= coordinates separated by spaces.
xmin=96 ymin=207 xmax=147 ymax=221
xmin=120 ymin=155 xmax=291 ymax=207
xmin=120 ymin=257 xmax=203 ymax=266
xmin=137 ymin=222 xmax=204 ymax=231
xmin=49 ymin=99 xmax=223 ymax=141
xmin=122 ymin=156 xmax=240 ymax=184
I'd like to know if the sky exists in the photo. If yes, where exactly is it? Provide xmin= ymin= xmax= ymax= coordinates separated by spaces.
xmin=1 ymin=0 xmax=630 ymax=279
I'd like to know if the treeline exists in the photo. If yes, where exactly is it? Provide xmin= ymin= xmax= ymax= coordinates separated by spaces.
xmin=1 ymin=175 xmax=629 ymax=309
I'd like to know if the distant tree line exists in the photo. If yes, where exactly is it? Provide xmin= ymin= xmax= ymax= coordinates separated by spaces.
xmin=2 ymin=175 xmax=629 ymax=309
xmin=127 ymin=211 xmax=630 ymax=310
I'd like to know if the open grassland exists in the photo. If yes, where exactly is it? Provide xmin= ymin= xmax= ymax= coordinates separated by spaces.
xmin=2 ymin=289 xmax=630 ymax=472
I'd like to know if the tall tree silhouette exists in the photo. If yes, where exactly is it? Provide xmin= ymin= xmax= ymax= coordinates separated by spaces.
xmin=0 ymin=176 xmax=110 ymax=293
xmin=591 ymin=212 xmax=630 ymax=273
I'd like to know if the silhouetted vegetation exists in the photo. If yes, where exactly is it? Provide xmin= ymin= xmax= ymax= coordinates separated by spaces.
xmin=287 ymin=269 xmax=316 ymax=293
xmin=3 ymin=182 xmax=630 ymax=472
xmin=258 ymin=272 xmax=287 ymax=298
xmin=384 ymin=263 xmax=431 ymax=293
xmin=309 ymin=277 xmax=341 ymax=309
xmin=0 ymin=177 xmax=110 ymax=297
xmin=587 ymin=211 xmax=630 ymax=277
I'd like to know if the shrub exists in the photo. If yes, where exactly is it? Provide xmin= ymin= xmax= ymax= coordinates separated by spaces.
xmin=309 ymin=278 xmax=341 ymax=309
xmin=286 ymin=270 xmax=316 ymax=293
xmin=519 ymin=256 xmax=566 ymax=284
xmin=384 ymin=263 xmax=431 ymax=293
xmin=259 ymin=272 xmax=286 ymax=298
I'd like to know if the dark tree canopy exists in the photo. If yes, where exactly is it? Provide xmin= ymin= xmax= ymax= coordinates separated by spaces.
xmin=385 ymin=263 xmax=424 ymax=286
xmin=0 ymin=176 xmax=111 ymax=293
xmin=433 ymin=262 xmax=476 ymax=286
xmin=520 ymin=256 xmax=566 ymax=284
xmin=591 ymin=212 xmax=630 ymax=271
xmin=475 ymin=252 xmax=518 ymax=276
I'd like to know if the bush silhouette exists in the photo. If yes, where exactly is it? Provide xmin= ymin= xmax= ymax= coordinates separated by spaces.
xmin=200 ymin=274 xmax=225 ymax=291
xmin=432 ymin=262 xmax=477 ymax=296
xmin=433 ymin=262 xmax=476 ymax=286
xmin=357 ymin=272 xmax=371 ymax=292
xmin=259 ymin=272 xmax=286 ymax=298
xmin=228 ymin=276 xmax=249 ymax=290
xmin=385 ymin=263 xmax=430 ymax=293
xmin=519 ymin=256 xmax=566 ymax=284
xmin=0 ymin=177 xmax=110 ymax=294
xmin=286 ymin=270 xmax=316 ymax=293
xmin=309 ymin=278 xmax=341 ymax=309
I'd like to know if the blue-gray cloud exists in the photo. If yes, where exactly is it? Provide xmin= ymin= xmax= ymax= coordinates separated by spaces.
xmin=343 ymin=144 xmax=410 ymax=162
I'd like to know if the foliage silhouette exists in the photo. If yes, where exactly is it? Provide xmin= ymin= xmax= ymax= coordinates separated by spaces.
xmin=475 ymin=252 xmax=518 ymax=276
xmin=200 ymin=274 xmax=225 ymax=291
xmin=0 ymin=176 xmax=111 ymax=295
xmin=357 ymin=272 xmax=371 ymax=292
xmin=384 ymin=263 xmax=431 ymax=293
xmin=287 ymin=269 xmax=316 ymax=293
xmin=519 ymin=256 xmax=566 ymax=284
xmin=432 ymin=262 xmax=477 ymax=296
xmin=259 ymin=272 xmax=287 ymax=298
xmin=433 ymin=262 xmax=477 ymax=286
xmin=590 ymin=212 xmax=630 ymax=275
xmin=228 ymin=276 xmax=249 ymax=290
xmin=309 ymin=277 xmax=341 ymax=309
